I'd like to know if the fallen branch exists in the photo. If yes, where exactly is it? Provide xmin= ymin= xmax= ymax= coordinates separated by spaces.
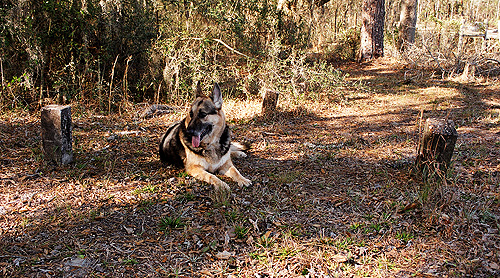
xmin=212 ymin=39 xmax=257 ymax=60
xmin=109 ymin=55 xmax=119 ymax=115
xmin=181 ymin=37 xmax=258 ymax=61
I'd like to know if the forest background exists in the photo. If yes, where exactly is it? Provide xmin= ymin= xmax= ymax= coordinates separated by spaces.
xmin=1 ymin=0 xmax=499 ymax=110
xmin=1 ymin=1 xmax=500 ymax=277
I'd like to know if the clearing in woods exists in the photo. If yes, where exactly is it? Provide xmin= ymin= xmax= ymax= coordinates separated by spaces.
xmin=1 ymin=58 xmax=499 ymax=277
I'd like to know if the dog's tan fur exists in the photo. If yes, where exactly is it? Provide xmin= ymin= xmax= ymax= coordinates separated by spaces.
xmin=159 ymin=83 xmax=251 ymax=192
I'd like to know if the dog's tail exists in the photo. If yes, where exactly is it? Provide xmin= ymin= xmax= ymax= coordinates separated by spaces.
xmin=230 ymin=141 xmax=250 ymax=158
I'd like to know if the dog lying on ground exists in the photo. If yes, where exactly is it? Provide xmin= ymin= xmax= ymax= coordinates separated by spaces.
xmin=159 ymin=83 xmax=251 ymax=192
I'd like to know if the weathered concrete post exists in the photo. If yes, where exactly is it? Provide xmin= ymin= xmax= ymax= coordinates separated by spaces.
xmin=41 ymin=105 xmax=74 ymax=165
xmin=416 ymin=118 xmax=458 ymax=179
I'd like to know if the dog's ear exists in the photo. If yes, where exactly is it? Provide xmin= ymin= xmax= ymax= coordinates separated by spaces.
xmin=194 ymin=81 xmax=204 ymax=98
xmin=211 ymin=82 xmax=223 ymax=109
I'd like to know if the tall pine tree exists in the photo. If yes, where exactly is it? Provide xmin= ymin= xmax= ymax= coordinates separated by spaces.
xmin=359 ymin=0 xmax=385 ymax=61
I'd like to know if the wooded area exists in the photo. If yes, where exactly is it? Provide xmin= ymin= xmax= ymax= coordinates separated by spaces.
xmin=1 ymin=0 xmax=500 ymax=277
xmin=2 ymin=0 xmax=500 ymax=111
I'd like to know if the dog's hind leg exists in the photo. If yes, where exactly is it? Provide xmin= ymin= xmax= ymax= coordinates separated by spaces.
xmin=230 ymin=142 xmax=248 ymax=158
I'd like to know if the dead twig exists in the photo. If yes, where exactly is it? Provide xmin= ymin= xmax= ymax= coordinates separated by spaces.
xmin=423 ymin=44 xmax=446 ymax=77
xmin=180 ymin=37 xmax=258 ymax=61
xmin=109 ymin=55 xmax=119 ymax=115
xmin=212 ymin=39 xmax=257 ymax=61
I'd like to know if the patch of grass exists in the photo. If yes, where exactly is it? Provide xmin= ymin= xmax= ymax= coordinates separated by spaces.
xmin=201 ymin=240 xmax=218 ymax=253
xmin=159 ymin=216 xmax=186 ymax=231
xmin=363 ymin=213 xmax=375 ymax=221
xmin=167 ymin=266 xmax=184 ymax=277
xmin=334 ymin=237 xmax=354 ymax=250
xmin=249 ymin=251 xmax=268 ymax=261
xmin=211 ymin=188 xmax=232 ymax=207
xmin=122 ymin=258 xmax=138 ymax=265
xmin=377 ymin=257 xmax=397 ymax=270
xmin=176 ymin=191 xmax=195 ymax=203
xmin=318 ymin=236 xmax=335 ymax=246
xmin=234 ymin=225 xmax=249 ymax=239
xmin=88 ymin=209 xmax=100 ymax=221
xmin=355 ymin=268 xmax=372 ymax=277
xmin=257 ymin=234 xmax=276 ymax=248
xmin=77 ymin=249 xmax=86 ymax=259
xmin=357 ymin=240 xmax=367 ymax=247
xmin=395 ymin=231 xmax=414 ymax=244
xmin=369 ymin=223 xmax=383 ymax=233
xmin=381 ymin=212 xmax=392 ymax=222
xmin=224 ymin=208 xmax=246 ymax=223
xmin=29 ymin=145 xmax=44 ymax=163
xmin=137 ymin=199 xmax=155 ymax=211
xmin=133 ymin=184 xmax=159 ymax=195
xmin=349 ymin=222 xmax=363 ymax=232
xmin=277 ymin=246 xmax=298 ymax=260
xmin=282 ymin=224 xmax=303 ymax=238
xmin=479 ymin=209 xmax=497 ymax=224
xmin=343 ymin=136 xmax=369 ymax=149
xmin=177 ymin=171 xmax=189 ymax=178
xmin=341 ymin=263 xmax=354 ymax=272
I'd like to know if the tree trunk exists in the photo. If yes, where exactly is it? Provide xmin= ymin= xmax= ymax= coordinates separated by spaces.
xmin=397 ymin=0 xmax=418 ymax=51
xmin=359 ymin=0 xmax=386 ymax=61
xmin=416 ymin=118 xmax=457 ymax=180
xmin=41 ymin=105 xmax=74 ymax=166
xmin=261 ymin=89 xmax=279 ymax=115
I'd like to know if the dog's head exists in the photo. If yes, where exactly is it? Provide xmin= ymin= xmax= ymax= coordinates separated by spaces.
xmin=185 ymin=82 xmax=225 ymax=148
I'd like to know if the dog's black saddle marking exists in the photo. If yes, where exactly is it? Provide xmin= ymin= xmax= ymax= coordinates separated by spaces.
xmin=159 ymin=120 xmax=185 ymax=167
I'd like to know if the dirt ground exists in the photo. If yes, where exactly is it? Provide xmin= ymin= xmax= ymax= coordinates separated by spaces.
xmin=1 ymin=59 xmax=499 ymax=277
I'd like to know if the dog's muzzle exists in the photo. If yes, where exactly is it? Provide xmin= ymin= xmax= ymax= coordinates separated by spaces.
xmin=187 ymin=124 xmax=212 ymax=148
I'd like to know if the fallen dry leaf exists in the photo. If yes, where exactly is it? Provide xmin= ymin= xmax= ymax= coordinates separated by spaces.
xmin=332 ymin=254 xmax=348 ymax=263
xmin=1 ymin=60 xmax=499 ymax=278
xmin=215 ymin=250 xmax=235 ymax=260
xmin=123 ymin=225 xmax=134 ymax=234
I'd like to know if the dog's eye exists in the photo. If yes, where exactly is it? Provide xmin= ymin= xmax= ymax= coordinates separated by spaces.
xmin=198 ymin=112 xmax=207 ymax=118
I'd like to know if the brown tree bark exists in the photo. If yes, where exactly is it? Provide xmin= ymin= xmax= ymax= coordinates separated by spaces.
xmin=41 ymin=105 xmax=74 ymax=166
xmin=397 ymin=0 xmax=418 ymax=51
xmin=261 ymin=89 xmax=279 ymax=115
xmin=416 ymin=118 xmax=457 ymax=180
xmin=359 ymin=0 xmax=386 ymax=61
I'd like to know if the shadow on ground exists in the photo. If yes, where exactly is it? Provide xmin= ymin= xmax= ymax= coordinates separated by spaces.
xmin=1 ymin=60 xmax=499 ymax=277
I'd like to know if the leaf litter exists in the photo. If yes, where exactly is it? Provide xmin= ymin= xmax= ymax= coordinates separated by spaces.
xmin=0 ymin=59 xmax=499 ymax=277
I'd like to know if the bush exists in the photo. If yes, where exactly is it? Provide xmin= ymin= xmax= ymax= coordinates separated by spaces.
xmin=0 ymin=0 xmax=354 ymax=111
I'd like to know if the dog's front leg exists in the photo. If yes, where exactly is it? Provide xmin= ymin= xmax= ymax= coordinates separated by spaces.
xmin=219 ymin=162 xmax=252 ymax=187
xmin=186 ymin=165 xmax=230 ymax=192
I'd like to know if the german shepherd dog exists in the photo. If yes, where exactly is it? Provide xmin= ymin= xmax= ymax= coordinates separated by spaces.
xmin=159 ymin=83 xmax=251 ymax=192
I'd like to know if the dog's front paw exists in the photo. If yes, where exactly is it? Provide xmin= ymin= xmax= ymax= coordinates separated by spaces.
xmin=238 ymin=177 xmax=252 ymax=188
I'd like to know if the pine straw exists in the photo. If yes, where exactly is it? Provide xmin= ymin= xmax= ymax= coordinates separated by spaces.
xmin=1 ymin=59 xmax=499 ymax=277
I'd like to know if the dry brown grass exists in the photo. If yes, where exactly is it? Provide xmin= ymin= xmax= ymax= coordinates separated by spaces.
xmin=1 ymin=59 xmax=499 ymax=277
